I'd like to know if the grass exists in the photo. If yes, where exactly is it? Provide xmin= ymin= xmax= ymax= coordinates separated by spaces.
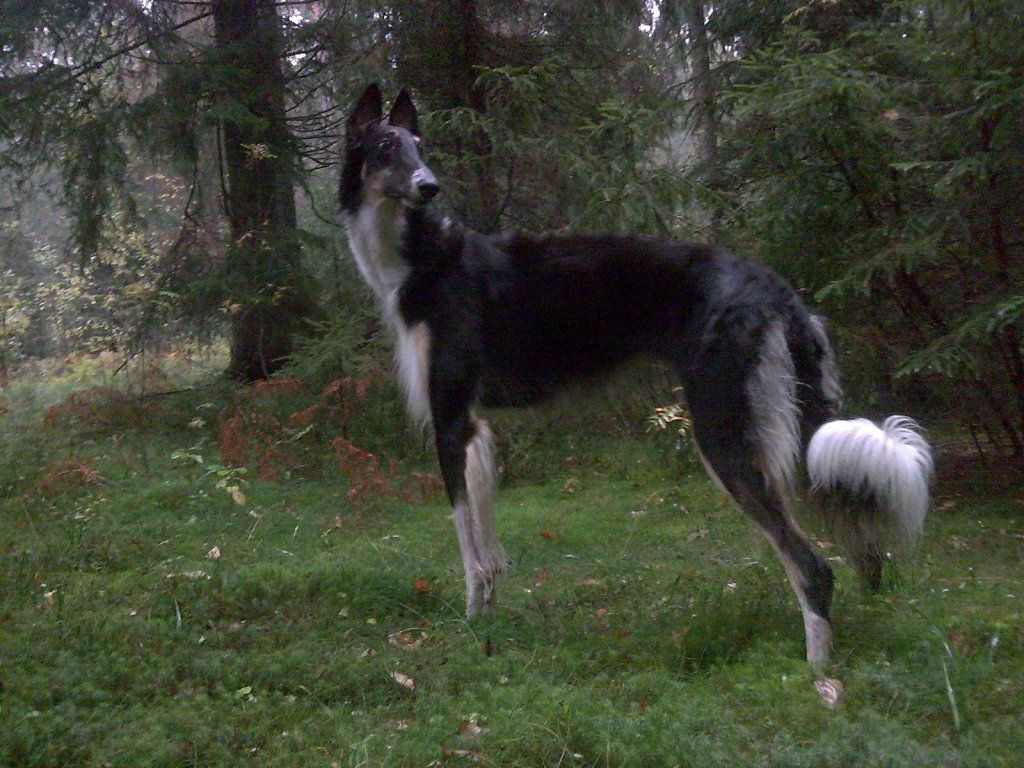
xmin=1 ymin=357 xmax=1022 ymax=767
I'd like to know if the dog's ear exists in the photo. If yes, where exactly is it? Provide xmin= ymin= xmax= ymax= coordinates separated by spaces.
xmin=388 ymin=88 xmax=419 ymax=136
xmin=347 ymin=83 xmax=383 ymax=144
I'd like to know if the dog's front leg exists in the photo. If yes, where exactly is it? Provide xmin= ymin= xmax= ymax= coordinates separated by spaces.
xmin=463 ymin=416 xmax=507 ymax=610
xmin=433 ymin=398 xmax=489 ymax=616
xmin=430 ymin=355 xmax=505 ymax=617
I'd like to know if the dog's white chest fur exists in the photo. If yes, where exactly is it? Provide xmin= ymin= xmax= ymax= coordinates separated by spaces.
xmin=345 ymin=202 xmax=432 ymax=427
xmin=347 ymin=199 xmax=409 ymax=298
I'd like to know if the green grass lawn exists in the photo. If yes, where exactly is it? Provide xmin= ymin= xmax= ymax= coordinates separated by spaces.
xmin=1 ymin=365 xmax=1022 ymax=767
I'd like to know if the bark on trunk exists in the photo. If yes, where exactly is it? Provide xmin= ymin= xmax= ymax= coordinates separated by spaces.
xmin=684 ymin=1 xmax=721 ymax=231
xmin=450 ymin=0 xmax=499 ymax=232
xmin=212 ymin=0 xmax=313 ymax=381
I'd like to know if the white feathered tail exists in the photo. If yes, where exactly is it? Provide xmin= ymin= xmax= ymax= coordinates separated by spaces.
xmin=796 ymin=317 xmax=933 ymax=588
xmin=807 ymin=416 xmax=933 ymax=549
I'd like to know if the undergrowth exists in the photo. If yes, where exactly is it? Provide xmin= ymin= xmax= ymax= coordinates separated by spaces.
xmin=0 ymin=349 xmax=1021 ymax=767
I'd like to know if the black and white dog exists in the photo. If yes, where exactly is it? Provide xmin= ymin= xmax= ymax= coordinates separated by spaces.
xmin=340 ymin=84 xmax=933 ymax=667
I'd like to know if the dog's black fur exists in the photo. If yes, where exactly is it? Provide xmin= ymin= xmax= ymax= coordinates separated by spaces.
xmin=339 ymin=84 xmax=932 ymax=666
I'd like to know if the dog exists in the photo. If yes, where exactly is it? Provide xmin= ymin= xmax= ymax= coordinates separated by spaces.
xmin=339 ymin=84 xmax=933 ymax=667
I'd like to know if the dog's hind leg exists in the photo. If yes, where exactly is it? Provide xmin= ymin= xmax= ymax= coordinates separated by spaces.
xmin=682 ymin=333 xmax=834 ymax=667
xmin=691 ymin=410 xmax=834 ymax=666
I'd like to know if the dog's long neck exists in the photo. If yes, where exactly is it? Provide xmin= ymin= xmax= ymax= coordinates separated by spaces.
xmin=344 ymin=200 xmax=459 ymax=431
xmin=345 ymin=202 xmax=465 ymax=311
xmin=344 ymin=198 xmax=410 ymax=318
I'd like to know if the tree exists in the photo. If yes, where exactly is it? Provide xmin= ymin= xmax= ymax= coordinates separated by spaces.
xmin=682 ymin=1 xmax=721 ymax=231
xmin=712 ymin=0 xmax=1024 ymax=464
xmin=0 ymin=0 xmax=322 ymax=380
xmin=211 ymin=0 xmax=316 ymax=380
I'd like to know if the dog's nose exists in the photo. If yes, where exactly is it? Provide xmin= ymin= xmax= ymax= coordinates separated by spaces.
xmin=417 ymin=181 xmax=440 ymax=201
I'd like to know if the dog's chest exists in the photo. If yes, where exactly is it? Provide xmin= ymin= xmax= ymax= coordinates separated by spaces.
xmin=346 ymin=202 xmax=410 ymax=305
xmin=345 ymin=204 xmax=432 ymax=426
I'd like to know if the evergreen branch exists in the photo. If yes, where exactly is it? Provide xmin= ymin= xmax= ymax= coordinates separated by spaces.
xmin=8 ymin=9 xmax=213 ymax=107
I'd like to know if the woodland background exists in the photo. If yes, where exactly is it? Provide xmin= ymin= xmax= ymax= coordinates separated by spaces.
xmin=1 ymin=0 xmax=1021 ymax=463
xmin=2 ymin=3 xmax=1024 ymax=767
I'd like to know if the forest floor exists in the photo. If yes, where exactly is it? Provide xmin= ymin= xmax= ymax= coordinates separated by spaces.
xmin=1 ymin=353 xmax=1022 ymax=767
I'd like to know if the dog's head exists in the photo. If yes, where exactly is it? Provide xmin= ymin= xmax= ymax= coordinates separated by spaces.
xmin=340 ymin=84 xmax=439 ymax=213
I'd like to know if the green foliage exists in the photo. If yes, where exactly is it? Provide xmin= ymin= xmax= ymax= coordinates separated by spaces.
xmin=0 ymin=195 xmax=181 ymax=364
xmin=2 ymin=0 xmax=1023 ymax=460
xmin=899 ymin=295 xmax=1024 ymax=379
xmin=712 ymin=0 xmax=1024 ymax=457
xmin=282 ymin=311 xmax=382 ymax=388
xmin=62 ymin=114 xmax=137 ymax=268
xmin=423 ymin=57 xmax=691 ymax=237
xmin=1 ymin=359 xmax=1022 ymax=766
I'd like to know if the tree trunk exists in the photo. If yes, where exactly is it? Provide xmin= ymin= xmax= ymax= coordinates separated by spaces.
xmin=684 ymin=1 xmax=721 ymax=232
xmin=171 ymin=8 xmax=229 ymax=276
xmin=212 ymin=0 xmax=313 ymax=381
xmin=450 ymin=0 xmax=499 ymax=232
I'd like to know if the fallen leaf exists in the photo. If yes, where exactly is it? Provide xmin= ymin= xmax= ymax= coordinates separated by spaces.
xmin=206 ymin=546 xmax=221 ymax=560
xmin=687 ymin=529 xmax=708 ymax=542
xmin=388 ymin=630 xmax=425 ymax=651
xmin=390 ymin=671 xmax=415 ymax=691
xmin=539 ymin=530 xmax=558 ymax=541
xmin=948 ymin=632 xmax=975 ymax=655
xmin=458 ymin=719 xmax=490 ymax=741
xmin=412 ymin=578 xmax=433 ymax=595
xmin=533 ymin=567 xmax=549 ymax=587
xmin=814 ymin=677 xmax=844 ymax=709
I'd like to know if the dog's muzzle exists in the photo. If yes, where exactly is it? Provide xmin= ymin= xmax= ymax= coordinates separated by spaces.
xmin=411 ymin=167 xmax=440 ymax=203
